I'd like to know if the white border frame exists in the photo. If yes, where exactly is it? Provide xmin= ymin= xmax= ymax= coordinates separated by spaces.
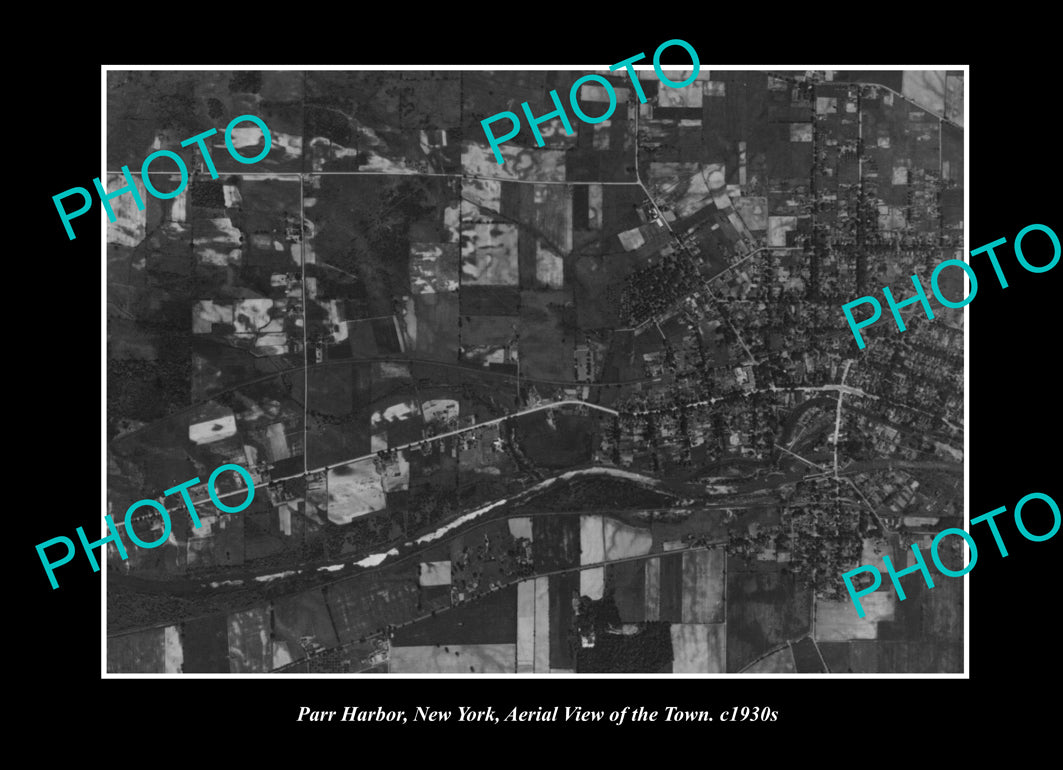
xmin=100 ymin=62 xmax=969 ymax=679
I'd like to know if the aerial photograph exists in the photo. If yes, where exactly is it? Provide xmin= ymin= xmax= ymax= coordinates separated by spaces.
xmin=104 ymin=66 xmax=965 ymax=674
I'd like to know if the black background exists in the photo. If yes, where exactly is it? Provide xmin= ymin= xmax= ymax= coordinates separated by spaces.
xmin=25 ymin=29 xmax=1057 ymax=748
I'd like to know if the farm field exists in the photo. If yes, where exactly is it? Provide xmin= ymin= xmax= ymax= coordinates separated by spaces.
xmin=726 ymin=557 xmax=812 ymax=672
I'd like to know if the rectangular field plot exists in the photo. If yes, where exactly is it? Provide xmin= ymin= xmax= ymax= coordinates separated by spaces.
xmin=327 ymin=458 xmax=386 ymax=523
xmin=108 ymin=627 xmax=168 ymax=673
xmin=105 ymin=69 xmax=963 ymax=677
xmin=227 ymin=607 xmax=272 ymax=673
xmin=681 ymin=549 xmax=725 ymax=624
xmin=517 ymin=579 xmax=534 ymax=672
xmin=726 ymin=559 xmax=812 ymax=672
xmin=305 ymin=71 xmax=461 ymax=173
xmin=579 ymin=515 xmax=605 ymax=599
xmin=459 ymin=315 xmax=516 ymax=367
xmin=181 ymin=614 xmax=230 ymax=673
xmin=305 ymin=174 xmax=457 ymax=317
xmin=532 ymin=515 xmax=579 ymax=571
xmin=461 ymin=223 xmax=519 ymax=285
xmin=306 ymin=362 xmax=372 ymax=469
xmin=518 ymin=290 xmax=575 ymax=381
xmin=273 ymin=588 xmax=340 ymax=658
xmin=516 ymin=412 xmax=596 ymax=470
xmin=847 ymin=640 xmax=962 ymax=673
xmin=658 ymin=552 xmax=684 ymax=622
xmin=326 ymin=572 xmax=422 ymax=644
xmin=670 ymin=623 xmax=726 ymax=673
xmin=389 ymin=643 xmax=516 ymax=673
xmin=409 ymin=293 xmax=459 ymax=362
xmin=790 ymin=636 xmax=827 ymax=673
xmin=742 ymin=644 xmax=796 ymax=674
xmin=516 ymin=578 xmax=551 ymax=673
xmin=576 ymin=622 xmax=673 ymax=673
xmin=391 ymin=584 xmax=515 ymax=647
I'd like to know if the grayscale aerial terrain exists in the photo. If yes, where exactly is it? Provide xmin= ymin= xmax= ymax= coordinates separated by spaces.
xmin=106 ymin=68 xmax=964 ymax=674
